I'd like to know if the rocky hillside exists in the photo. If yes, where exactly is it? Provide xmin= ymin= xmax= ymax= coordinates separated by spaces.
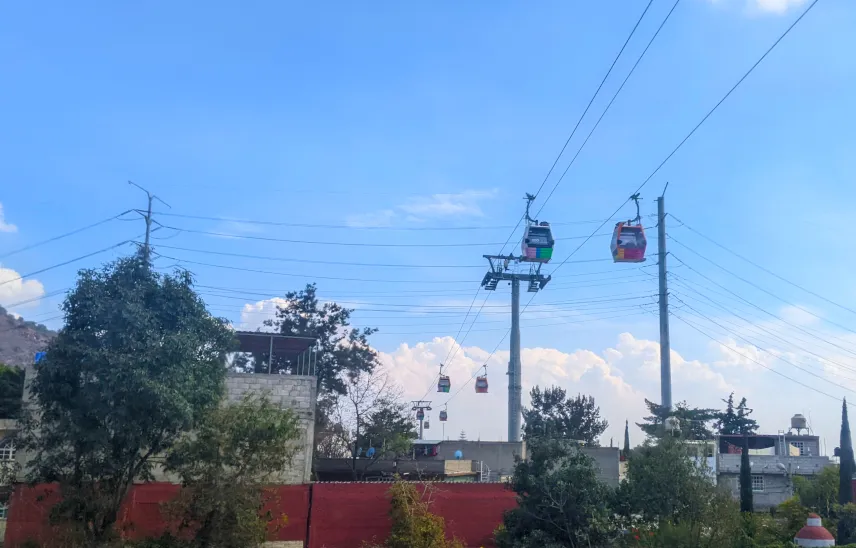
xmin=0 ymin=306 xmax=55 ymax=367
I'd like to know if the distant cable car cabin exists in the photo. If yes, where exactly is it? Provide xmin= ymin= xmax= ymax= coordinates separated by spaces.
xmin=475 ymin=365 xmax=489 ymax=394
xmin=611 ymin=193 xmax=647 ymax=263
xmin=424 ymin=420 xmax=430 ymax=430
xmin=521 ymin=193 xmax=554 ymax=263
xmin=416 ymin=409 xmax=425 ymax=421
xmin=439 ymin=409 xmax=448 ymax=422
xmin=437 ymin=363 xmax=451 ymax=393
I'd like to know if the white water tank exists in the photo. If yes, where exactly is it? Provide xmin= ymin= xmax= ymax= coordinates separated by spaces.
xmin=791 ymin=414 xmax=808 ymax=432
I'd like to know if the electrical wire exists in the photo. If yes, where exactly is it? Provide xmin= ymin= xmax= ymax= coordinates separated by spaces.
xmin=534 ymin=0 xmax=683 ymax=217
xmin=0 ymin=239 xmax=136 ymax=289
xmin=0 ymin=210 xmax=132 ymax=260
xmin=669 ymin=214 xmax=856 ymax=318
xmin=671 ymin=312 xmax=849 ymax=404
xmin=158 ymin=225 xmax=617 ymax=247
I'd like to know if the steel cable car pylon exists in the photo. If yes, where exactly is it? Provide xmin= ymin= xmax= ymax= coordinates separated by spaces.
xmin=611 ymin=193 xmax=648 ymax=263
xmin=479 ymin=193 xmax=552 ymax=442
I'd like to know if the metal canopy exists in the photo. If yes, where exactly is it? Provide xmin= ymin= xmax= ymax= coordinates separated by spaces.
xmin=234 ymin=331 xmax=315 ymax=357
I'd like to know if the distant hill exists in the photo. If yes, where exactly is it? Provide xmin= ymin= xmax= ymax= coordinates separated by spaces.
xmin=0 ymin=306 xmax=56 ymax=368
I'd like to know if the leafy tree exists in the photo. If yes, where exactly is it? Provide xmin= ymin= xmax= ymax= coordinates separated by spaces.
xmin=841 ymin=399 xmax=856 ymax=542
xmin=615 ymin=437 xmax=718 ymax=526
xmin=638 ymin=399 xmax=717 ymax=440
xmin=522 ymin=386 xmax=607 ymax=445
xmin=17 ymin=255 xmax=235 ymax=546
xmin=237 ymin=283 xmax=380 ymax=397
xmin=497 ymin=439 xmax=613 ymax=548
xmin=716 ymin=393 xmax=759 ymax=436
xmin=740 ymin=434 xmax=753 ymax=513
xmin=793 ymin=465 xmax=839 ymax=519
xmin=164 ymin=392 xmax=302 ymax=548
xmin=0 ymin=363 xmax=24 ymax=418
xmin=320 ymin=368 xmax=416 ymax=479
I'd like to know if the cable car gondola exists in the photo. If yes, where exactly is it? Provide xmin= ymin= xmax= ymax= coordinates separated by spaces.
xmin=424 ymin=420 xmax=430 ymax=430
xmin=437 ymin=363 xmax=451 ymax=393
xmin=416 ymin=409 xmax=425 ymax=421
xmin=611 ymin=193 xmax=647 ymax=263
xmin=521 ymin=193 xmax=554 ymax=263
xmin=439 ymin=409 xmax=448 ymax=422
xmin=475 ymin=365 xmax=489 ymax=394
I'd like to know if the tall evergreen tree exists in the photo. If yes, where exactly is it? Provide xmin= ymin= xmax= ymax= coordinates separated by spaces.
xmin=840 ymin=399 xmax=855 ymax=543
xmin=716 ymin=392 xmax=759 ymax=435
xmin=522 ymin=386 xmax=608 ymax=445
xmin=622 ymin=420 xmax=630 ymax=459
xmin=739 ymin=433 xmax=753 ymax=513
xmin=638 ymin=399 xmax=717 ymax=440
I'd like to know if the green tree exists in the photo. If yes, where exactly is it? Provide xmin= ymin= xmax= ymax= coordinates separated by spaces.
xmin=740 ymin=434 xmax=753 ymax=513
xmin=793 ymin=465 xmax=839 ymax=519
xmin=622 ymin=420 xmax=630 ymax=460
xmin=522 ymin=386 xmax=608 ymax=445
xmin=638 ymin=399 xmax=718 ymax=440
xmin=716 ymin=393 xmax=759 ymax=436
xmin=17 ymin=255 xmax=235 ymax=546
xmin=497 ymin=439 xmax=613 ymax=548
xmin=0 ymin=363 xmax=24 ymax=418
xmin=616 ymin=437 xmax=718 ymax=525
xmin=164 ymin=392 xmax=302 ymax=548
xmin=841 ymin=399 xmax=855 ymax=542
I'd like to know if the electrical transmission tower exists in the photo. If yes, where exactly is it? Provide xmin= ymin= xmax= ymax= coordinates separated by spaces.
xmin=481 ymin=255 xmax=550 ymax=442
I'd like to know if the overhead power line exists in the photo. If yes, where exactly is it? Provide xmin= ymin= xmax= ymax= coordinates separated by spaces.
xmin=0 ymin=210 xmax=132 ymax=260
xmin=670 ymin=214 xmax=856 ymax=318
xmin=0 ymin=240 xmax=135 ymax=289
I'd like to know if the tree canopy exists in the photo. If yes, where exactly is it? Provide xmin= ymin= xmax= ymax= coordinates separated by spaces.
xmin=522 ymin=386 xmax=608 ymax=445
xmin=0 ymin=363 xmax=24 ymax=419
xmin=715 ymin=393 xmax=759 ymax=435
xmin=18 ymin=254 xmax=235 ymax=545
xmin=637 ymin=399 xmax=718 ymax=440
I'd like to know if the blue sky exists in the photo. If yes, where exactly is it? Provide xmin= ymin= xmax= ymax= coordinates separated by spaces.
xmin=2 ymin=0 xmax=856 ymax=445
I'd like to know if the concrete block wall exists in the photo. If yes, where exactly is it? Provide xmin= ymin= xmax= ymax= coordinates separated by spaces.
xmin=225 ymin=373 xmax=317 ymax=484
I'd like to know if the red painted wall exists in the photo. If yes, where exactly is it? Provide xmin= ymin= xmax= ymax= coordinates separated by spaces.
xmin=307 ymin=482 xmax=517 ymax=548
xmin=5 ymin=484 xmax=310 ymax=547
xmin=5 ymin=482 xmax=515 ymax=548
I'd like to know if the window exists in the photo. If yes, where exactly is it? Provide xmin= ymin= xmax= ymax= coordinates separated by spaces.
xmin=0 ymin=442 xmax=14 ymax=461
xmin=0 ymin=440 xmax=14 ymax=462
xmin=791 ymin=441 xmax=807 ymax=456
xmin=0 ymin=503 xmax=7 ymax=520
xmin=752 ymin=475 xmax=765 ymax=492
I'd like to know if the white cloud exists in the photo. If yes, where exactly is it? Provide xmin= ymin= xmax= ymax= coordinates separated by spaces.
xmin=238 ymin=297 xmax=290 ymax=330
xmin=706 ymin=0 xmax=808 ymax=15
xmin=0 ymin=203 xmax=17 ymax=233
xmin=752 ymin=0 xmax=807 ymax=14
xmin=0 ymin=266 xmax=45 ymax=308
xmin=345 ymin=189 xmax=498 ymax=227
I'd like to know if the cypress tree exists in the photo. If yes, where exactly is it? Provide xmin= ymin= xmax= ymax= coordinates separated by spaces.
xmin=840 ymin=399 xmax=856 ymax=543
xmin=740 ymin=432 xmax=753 ymax=513
xmin=622 ymin=420 xmax=630 ymax=459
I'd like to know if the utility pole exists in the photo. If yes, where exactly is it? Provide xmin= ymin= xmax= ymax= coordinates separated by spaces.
xmin=129 ymin=181 xmax=170 ymax=264
xmin=411 ymin=400 xmax=432 ymax=440
xmin=481 ymin=255 xmax=550 ymax=442
xmin=657 ymin=188 xmax=672 ymax=412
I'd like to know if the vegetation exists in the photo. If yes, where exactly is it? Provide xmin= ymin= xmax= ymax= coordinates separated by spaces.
xmin=364 ymin=478 xmax=463 ymax=548
xmin=16 ymin=254 xmax=235 ymax=546
xmin=0 ymin=362 xmax=24 ymax=418
xmin=163 ymin=393 xmax=302 ymax=548
xmin=522 ymin=386 xmax=608 ymax=445
xmin=740 ymin=434 xmax=753 ymax=513
xmin=316 ymin=367 xmax=416 ymax=479
xmin=715 ymin=393 xmax=759 ymax=436
xmin=637 ymin=399 xmax=718 ymax=440
xmin=842 ymin=399 xmax=856 ymax=542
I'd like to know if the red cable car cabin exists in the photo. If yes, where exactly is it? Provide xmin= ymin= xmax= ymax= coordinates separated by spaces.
xmin=611 ymin=222 xmax=647 ymax=263
xmin=475 ymin=376 xmax=489 ymax=394
xmin=439 ymin=410 xmax=448 ymax=422
xmin=416 ymin=409 xmax=425 ymax=421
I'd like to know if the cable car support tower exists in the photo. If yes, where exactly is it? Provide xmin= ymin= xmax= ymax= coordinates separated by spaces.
xmin=481 ymin=195 xmax=552 ymax=442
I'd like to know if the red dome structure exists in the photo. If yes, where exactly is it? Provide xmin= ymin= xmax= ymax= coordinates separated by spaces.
xmin=794 ymin=513 xmax=835 ymax=547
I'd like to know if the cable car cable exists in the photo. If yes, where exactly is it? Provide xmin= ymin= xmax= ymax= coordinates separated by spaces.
xmin=534 ymin=0 xmax=682 ymax=218
xmin=670 ymin=215 xmax=856 ymax=318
